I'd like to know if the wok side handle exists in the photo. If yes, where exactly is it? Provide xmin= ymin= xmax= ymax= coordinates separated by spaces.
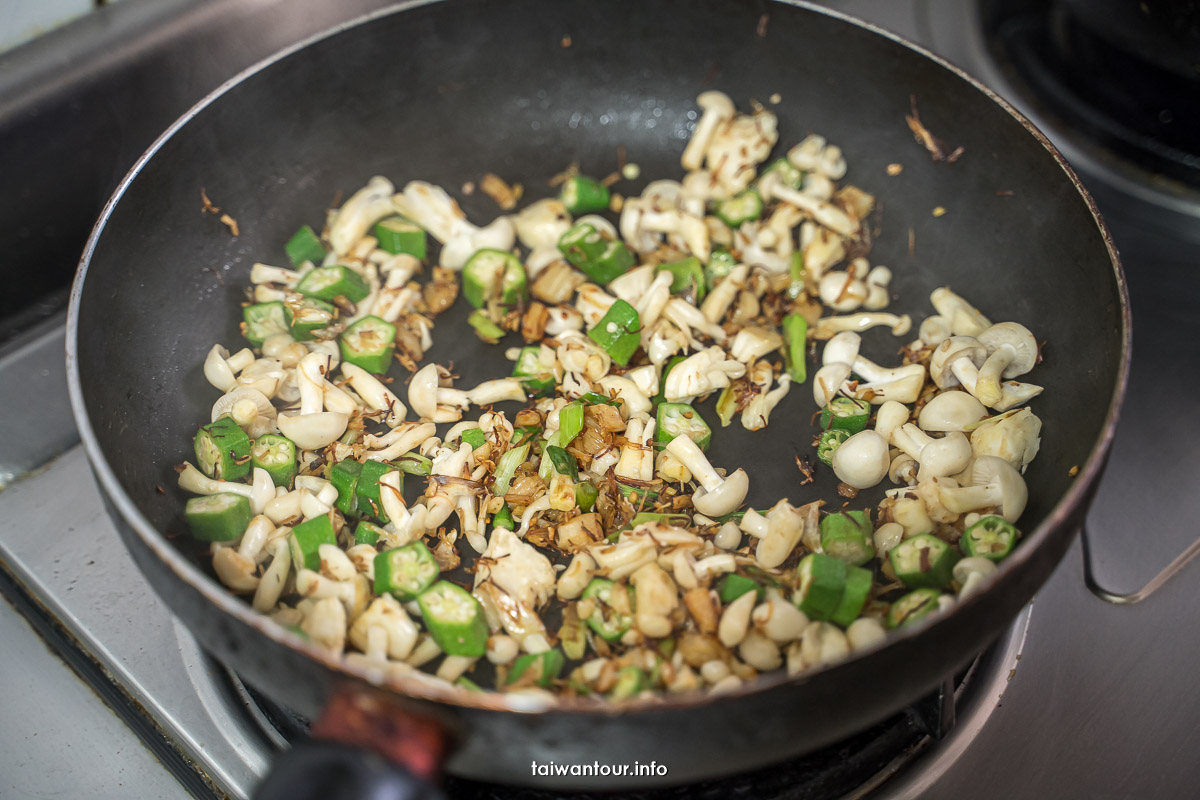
xmin=1080 ymin=522 xmax=1200 ymax=604
xmin=253 ymin=686 xmax=449 ymax=800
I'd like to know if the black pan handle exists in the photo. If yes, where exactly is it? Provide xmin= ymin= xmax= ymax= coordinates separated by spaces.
xmin=253 ymin=739 xmax=446 ymax=800
xmin=253 ymin=686 xmax=450 ymax=800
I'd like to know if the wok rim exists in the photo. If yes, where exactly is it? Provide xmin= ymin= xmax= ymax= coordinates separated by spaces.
xmin=65 ymin=0 xmax=1131 ymax=717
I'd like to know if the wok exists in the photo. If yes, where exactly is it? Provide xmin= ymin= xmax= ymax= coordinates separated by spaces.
xmin=66 ymin=0 xmax=1129 ymax=795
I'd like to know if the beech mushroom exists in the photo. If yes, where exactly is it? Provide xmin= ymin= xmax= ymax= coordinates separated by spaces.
xmin=348 ymin=595 xmax=419 ymax=661
xmin=328 ymin=176 xmax=396 ymax=255
xmin=938 ymin=456 xmax=1028 ymax=522
xmin=812 ymin=312 xmax=912 ymax=340
xmin=514 ymin=198 xmax=572 ymax=251
xmin=663 ymin=346 xmax=746 ymax=403
xmin=203 ymin=345 xmax=255 ymax=392
xmin=340 ymin=362 xmax=406 ymax=427
xmin=664 ymin=435 xmax=749 ymax=517
xmin=681 ymin=91 xmax=735 ymax=171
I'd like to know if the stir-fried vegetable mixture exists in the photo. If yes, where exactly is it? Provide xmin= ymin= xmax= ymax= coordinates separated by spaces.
xmin=178 ymin=91 xmax=1045 ymax=698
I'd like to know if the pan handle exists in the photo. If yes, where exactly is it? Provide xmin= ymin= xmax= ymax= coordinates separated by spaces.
xmin=253 ymin=686 xmax=449 ymax=800
xmin=253 ymin=739 xmax=445 ymax=800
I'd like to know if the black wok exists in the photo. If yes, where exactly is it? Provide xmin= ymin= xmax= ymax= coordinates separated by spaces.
xmin=66 ymin=0 xmax=1129 ymax=794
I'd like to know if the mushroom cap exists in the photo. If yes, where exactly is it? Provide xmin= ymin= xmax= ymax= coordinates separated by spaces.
xmin=970 ymin=455 xmax=1028 ymax=522
xmin=929 ymin=336 xmax=987 ymax=389
xmin=874 ymin=400 xmax=910 ymax=442
xmin=812 ymin=363 xmax=852 ymax=407
xmin=915 ymin=431 xmax=973 ymax=481
xmin=212 ymin=387 xmax=276 ymax=424
xmin=918 ymin=315 xmax=952 ymax=348
xmin=918 ymin=390 xmax=988 ymax=432
xmin=969 ymin=407 xmax=1042 ymax=472
xmin=821 ymin=331 xmax=862 ymax=367
xmin=277 ymin=411 xmax=350 ymax=450
xmin=930 ymin=287 xmax=991 ymax=337
xmin=978 ymin=322 xmax=1039 ymax=378
xmin=831 ymin=430 xmax=891 ymax=489
xmin=408 ymin=363 xmax=440 ymax=421
xmin=696 ymin=90 xmax=736 ymax=114
xmin=692 ymin=468 xmax=750 ymax=517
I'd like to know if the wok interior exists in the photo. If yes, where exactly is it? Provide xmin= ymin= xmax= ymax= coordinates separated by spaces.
xmin=77 ymin=0 xmax=1122 ymax=680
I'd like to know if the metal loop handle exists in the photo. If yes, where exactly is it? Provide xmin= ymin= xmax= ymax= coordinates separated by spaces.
xmin=1080 ymin=522 xmax=1200 ymax=604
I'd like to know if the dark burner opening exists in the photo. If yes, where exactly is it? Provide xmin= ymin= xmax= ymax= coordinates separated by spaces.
xmin=983 ymin=0 xmax=1200 ymax=188
xmin=235 ymin=658 xmax=979 ymax=800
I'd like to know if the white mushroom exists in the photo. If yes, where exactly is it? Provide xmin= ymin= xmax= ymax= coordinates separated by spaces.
xmin=930 ymin=336 xmax=1043 ymax=411
xmin=974 ymin=322 xmax=1039 ymax=408
xmin=664 ymin=435 xmax=749 ymax=517
xmin=938 ymin=456 xmax=1028 ymax=522
xmin=918 ymin=390 xmax=988 ymax=432
xmin=954 ymin=556 xmax=998 ymax=599
xmin=917 ymin=315 xmax=952 ymax=348
xmin=330 ymin=176 xmax=396 ymax=255
xmin=930 ymin=287 xmax=991 ymax=337
xmin=831 ymin=430 xmax=891 ymax=489
xmin=968 ymin=408 xmax=1042 ymax=472
xmin=891 ymin=424 xmax=974 ymax=481
xmin=874 ymin=400 xmax=910 ymax=443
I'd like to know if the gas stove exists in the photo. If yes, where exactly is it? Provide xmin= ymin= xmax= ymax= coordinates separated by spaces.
xmin=2 ymin=1 xmax=1198 ymax=798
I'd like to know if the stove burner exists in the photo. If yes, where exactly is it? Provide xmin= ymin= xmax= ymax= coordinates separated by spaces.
xmin=232 ymin=662 xmax=979 ymax=799
xmin=983 ymin=0 xmax=1200 ymax=190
